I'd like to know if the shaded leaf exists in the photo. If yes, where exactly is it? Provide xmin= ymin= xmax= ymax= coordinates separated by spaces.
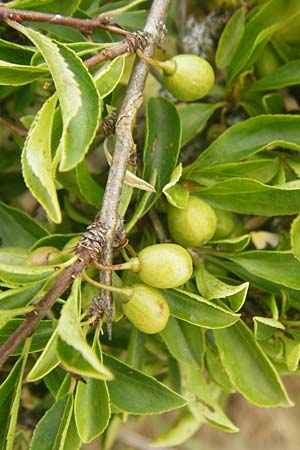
xmin=253 ymin=317 xmax=285 ymax=341
xmin=0 ymin=60 xmax=47 ymax=85
xmin=94 ymin=55 xmax=125 ymax=98
xmin=29 ymin=394 xmax=73 ymax=450
xmin=103 ymin=353 xmax=187 ymax=414
xmin=161 ymin=317 xmax=205 ymax=367
xmin=252 ymin=59 xmax=300 ymax=91
xmin=216 ymin=7 xmax=246 ymax=69
xmin=0 ymin=320 xmax=53 ymax=355
xmin=291 ymin=215 xmax=300 ymax=262
xmin=27 ymin=330 xmax=60 ymax=382
xmin=0 ymin=201 xmax=48 ymax=247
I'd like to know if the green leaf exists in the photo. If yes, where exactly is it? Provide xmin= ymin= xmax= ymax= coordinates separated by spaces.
xmin=161 ymin=289 xmax=240 ymax=329
xmin=0 ymin=282 xmax=44 ymax=309
xmin=0 ymin=60 xmax=47 ymax=86
xmin=27 ymin=330 xmax=60 ymax=382
xmin=29 ymin=394 xmax=73 ymax=450
xmin=0 ymin=263 xmax=54 ymax=285
xmin=229 ymin=251 xmax=300 ymax=290
xmin=22 ymin=94 xmax=61 ymax=223
xmin=0 ymin=320 xmax=53 ymax=355
xmin=75 ymin=376 xmax=110 ymax=442
xmin=0 ymin=247 xmax=29 ymax=266
xmin=252 ymin=59 xmax=300 ymax=91
xmin=184 ymin=115 xmax=300 ymax=174
xmin=94 ymin=55 xmax=125 ymax=98
xmin=57 ymin=280 xmax=112 ymax=380
xmin=205 ymin=340 xmax=235 ymax=393
xmin=62 ymin=413 xmax=81 ymax=450
xmin=0 ymin=201 xmax=48 ymax=247
xmin=210 ymin=234 xmax=251 ymax=253
xmin=0 ymin=359 xmax=22 ymax=450
xmin=75 ymin=159 xmax=104 ymax=208
xmin=6 ymin=338 xmax=31 ymax=450
xmin=8 ymin=0 xmax=80 ymax=14
xmin=162 ymin=164 xmax=189 ymax=208
xmin=281 ymin=336 xmax=300 ymax=372
xmin=291 ymin=215 xmax=300 ymax=262
xmin=103 ymin=353 xmax=187 ymax=414
xmin=213 ymin=320 xmax=292 ymax=406
xmin=161 ymin=317 xmax=205 ymax=367
xmin=0 ymin=38 xmax=35 ymax=65
xmin=180 ymin=363 xmax=238 ymax=432
xmin=253 ymin=317 xmax=285 ymax=340
xmin=227 ymin=0 xmax=295 ymax=83
xmin=195 ymin=265 xmax=248 ymax=311
xmin=195 ymin=179 xmax=300 ymax=216
xmin=151 ymin=410 xmax=202 ymax=447
xmin=127 ymin=97 xmax=181 ymax=231
xmin=215 ymin=7 xmax=246 ymax=69
xmin=190 ymin=158 xmax=279 ymax=186
xmin=12 ymin=23 xmax=101 ymax=171
xmin=0 ymin=306 xmax=34 ymax=330
xmin=177 ymin=102 xmax=223 ymax=147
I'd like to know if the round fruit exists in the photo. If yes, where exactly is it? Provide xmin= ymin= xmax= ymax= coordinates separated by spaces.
xmin=137 ymin=243 xmax=193 ymax=288
xmin=122 ymin=284 xmax=169 ymax=334
xmin=26 ymin=246 xmax=62 ymax=266
xmin=162 ymin=54 xmax=214 ymax=102
xmin=168 ymin=196 xmax=217 ymax=247
xmin=213 ymin=209 xmax=235 ymax=240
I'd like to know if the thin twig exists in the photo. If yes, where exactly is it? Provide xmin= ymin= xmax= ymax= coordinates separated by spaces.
xmin=0 ymin=117 xmax=27 ymax=137
xmin=0 ymin=0 xmax=171 ymax=368
xmin=0 ymin=5 xmax=128 ymax=36
xmin=84 ymin=31 xmax=149 ymax=68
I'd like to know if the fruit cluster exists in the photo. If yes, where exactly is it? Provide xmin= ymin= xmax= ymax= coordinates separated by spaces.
xmin=26 ymin=195 xmax=235 ymax=335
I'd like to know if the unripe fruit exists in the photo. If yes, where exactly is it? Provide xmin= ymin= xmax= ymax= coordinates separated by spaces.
xmin=213 ymin=209 xmax=235 ymax=240
xmin=122 ymin=284 xmax=169 ymax=334
xmin=168 ymin=196 xmax=217 ymax=247
xmin=137 ymin=243 xmax=193 ymax=288
xmin=162 ymin=54 xmax=214 ymax=102
xmin=26 ymin=246 xmax=62 ymax=266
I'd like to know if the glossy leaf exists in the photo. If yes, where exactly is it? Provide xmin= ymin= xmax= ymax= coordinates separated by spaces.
xmin=252 ymin=59 xmax=300 ymax=91
xmin=0 ymin=263 xmax=54 ymax=285
xmin=291 ymin=215 xmax=300 ymax=262
xmin=195 ymin=179 xmax=300 ymax=216
xmin=214 ymin=320 xmax=292 ymax=406
xmin=75 ymin=159 xmax=104 ymax=208
xmin=216 ymin=7 xmax=246 ymax=69
xmin=161 ymin=317 xmax=205 ymax=367
xmin=29 ymin=394 xmax=73 ymax=450
xmin=281 ymin=336 xmax=300 ymax=372
xmin=180 ymin=363 xmax=238 ymax=432
xmin=57 ymin=280 xmax=112 ymax=380
xmin=0 ymin=38 xmax=35 ymax=65
xmin=161 ymin=289 xmax=240 ymax=328
xmin=0 ymin=359 xmax=22 ymax=450
xmin=62 ymin=413 xmax=81 ymax=450
xmin=22 ymin=94 xmax=61 ymax=223
xmin=75 ymin=376 xmax=110 ymax=442
xmin=94 ymin=55 xmax=125 ymax=98
xmin=205 ymin=341 xmax=235 ymax=393
xmin=0 ymin=61 xmax=47 ymax=86
xmin=103 ymin=353 xmax=187 ymax=414
xmin=0 ymin=201 xmax=48 ymax=247
xmin=253 ymin=317 xmax=285 ymax=341
xmin=210 ymin=235 xmax=251 ymax=253
xmin=229 ymin=251 xmax=300 ymax=290
xmin=27 ymin=330 xmax=60 ymax=382
xmin=0 ymin=282 xmax=44 ymax=310
xmin=127 ymin=97 xmax=181 ymax=230
xmin=227 ymin=0 xmax=294 ymax=83
xmin=9 ymin=0 xmax=80 ymax=14
xmin=0 ymin=306 xmax=34 ymax=330
xmin=195 ymin=265 xmax=249 ymax=312
xmin=190 ymin=158 xmax=279 ymax=186
xmin=12 ymin=23 xmax=101 ymax=171
xmin=162 ymin=164 xmax=189 ymax=208
xmin=185 ymin=115 xmax=300 ymax=173
xmin=0 ymin=320 xmax=53 ymax=355
xmin=178 ymin=102 xmax=223 ymax=147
